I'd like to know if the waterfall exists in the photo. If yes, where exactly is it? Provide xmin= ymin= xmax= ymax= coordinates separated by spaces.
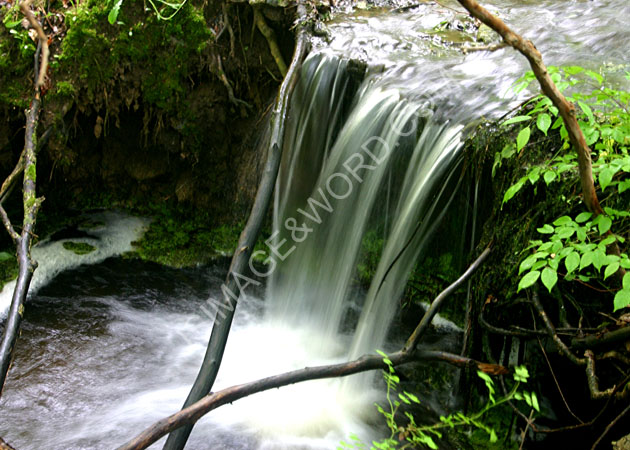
xmin=266 ymin=52 xmax=465 ymax=365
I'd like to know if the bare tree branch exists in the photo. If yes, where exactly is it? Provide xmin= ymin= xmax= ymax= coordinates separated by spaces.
xmin=404 ymin=246 xmax=491 ymax=352
xmin=162 ymin=4 xmax=311 ymax=448
xmin=0 ymin=0 xmax=47 ymax=397
xmin=117 ymin=350 xmax=503 ymax=450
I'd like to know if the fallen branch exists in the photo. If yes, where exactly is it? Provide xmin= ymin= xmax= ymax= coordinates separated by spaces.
xmin=0 ymin=0 xmax=47 ymax=397
xmin=161 ymin=4 xmax=310 ymax=449
xmin=571 ymin=325 xmax=630 ymax=351
xmin=118 ymin=349 xmax=503 ymax=450
xmin=0 ymin=437 xmax=16 ymax=450
xmin=118 ymin=248 xmax=497 ymax=450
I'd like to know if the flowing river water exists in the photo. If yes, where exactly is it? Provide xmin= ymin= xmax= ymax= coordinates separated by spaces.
xmin=0 ymin=0 xmax=629 ymax=448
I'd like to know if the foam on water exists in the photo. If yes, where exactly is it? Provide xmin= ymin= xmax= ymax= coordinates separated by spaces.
xmin=0 ymin=211 xmax=149 ymax=318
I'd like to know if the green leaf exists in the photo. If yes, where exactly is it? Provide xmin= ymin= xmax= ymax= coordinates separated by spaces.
xmin=519 ymin=255 xmax=539 ymax=275
xmin=575 ymin=212 xmax=593 ymax=223
xmin=553 ymin=216 xmax=573 ymax=226
xmin=604 ymin=262 xmax=620 ymax=280
xmin=108 ymin=0 xmax=124 ymax=25
xmin=543 ymin=170 xmax=557 ymax=185
xmin=623 ymin=272 xmax=630 ymax=290
xmin=613 ymin=289 xmax=630 ymax=311
xmin=577 ymin=227 xmax=587 ymax=242
xmin=502 ymin=115 xmax=531 ymax=126
xmin=565 ymin=251 xmax=579 ymax=274
xmin=577 ymin=100 xmax=595 ymax=123
xmin=404 ymin=391 xmax=420 ymax=403
xmin=531 ymin=392 xmax=540 ymax=412
xmin=518 ymin=271 xmax=541 ymax=292
xmin=536 ymin=113 xmax=552 ymax=136
xmin=3 ymin=19 xmax=22 ymax=29
xmin=599 ymin=168 xmax=614 ymax=192
xmin=580 ymin=251 xmax=594 ymax=270
xmin=503 ymin=179 xmax=525 ymax=204
xmin=556 ymin=227 xmax=575 ymax=240
xmin=585 ymin=70 xmax=603 ymax=85
xmin=541 ymin=267 xmax=558 ymax=292
xmin=0 ymin=251 xmax=13 ymax=261
xmin=598 ymin=216 xmax=612 ymax=235
xmin=537 ymin=224 xmax=554 ymax=234
xmin=593 ymin=249 xmax=608 ymax=271
xmin=517 ymin=127 xmax=531 ymax=151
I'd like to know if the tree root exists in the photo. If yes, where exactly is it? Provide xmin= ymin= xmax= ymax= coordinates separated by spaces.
xmin=253 ymin=6 xmax=287 ymax=77
xmin=222 ymin=2 xmax=236 ymax=58
xmin=213 ymin=53 xmax=252 ymax=111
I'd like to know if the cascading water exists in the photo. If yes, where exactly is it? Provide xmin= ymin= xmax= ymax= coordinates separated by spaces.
xmin=266 ymin=52 xmax=467 ymax=374
xmin=1 ymin=1 xmax=629 ymax=449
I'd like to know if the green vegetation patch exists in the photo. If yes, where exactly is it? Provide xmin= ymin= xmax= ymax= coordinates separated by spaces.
xmin=63 ymin=241 xmax=96 ymax=255
xmin=0 ymin=251 xmax=17 ymax=291
xmin=131 ymin=203 xmax=269 ymax=268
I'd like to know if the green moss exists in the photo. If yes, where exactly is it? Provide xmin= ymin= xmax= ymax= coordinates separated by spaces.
xmin=355 ymin=229 xmax=384 ymax=285
xmin=62 ymin=241 xmax=96 ymax=255
xmin=25 ymin=164 xmax=36 ymax=182
xmin=130 ymin=203 xmax=269 ymax=268
xmin=0 ymin=252 xmax=17 ymax=291
xmin=55 ymin=81 xmax=78 ymax=98
xmin=50 ymin=0 xmax=213 ymax=115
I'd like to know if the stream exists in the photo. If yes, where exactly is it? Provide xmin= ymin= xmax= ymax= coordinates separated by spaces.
xmin=1 ymin=0 xmax=629 ymax=448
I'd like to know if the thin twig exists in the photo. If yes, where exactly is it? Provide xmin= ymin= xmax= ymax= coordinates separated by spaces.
xmin=590 ymin=403 xmax=630 ymax=450
xmin=537 ymin=336 xmax=584 ymax=423
xmin=405 ymin=247 xmax=491 ymax=352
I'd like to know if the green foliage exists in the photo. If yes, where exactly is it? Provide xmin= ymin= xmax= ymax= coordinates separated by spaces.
xmin=340 ymin=354 xmax=537 ymax=450
xmin=498 ymin=65 xmax=630 ymax=205
xmin=51 ymin=0 xmax=212 ymax=115
xmin=0 ymin=3 xmax=35 ymax=107
xmin=0 ymin=252 xmax=18 ymax=291
xmin=132 ymin=204 xmax=269 ymax=267
xmin=356 ymin=229 xmax=384 ymax=285
xmin=108 ymin=0 xmax=188 ymax=24
xmin=517 ymin=209 xmax=630 ymax=310
xmin=498 ymin=65 xmax=630 ymax=311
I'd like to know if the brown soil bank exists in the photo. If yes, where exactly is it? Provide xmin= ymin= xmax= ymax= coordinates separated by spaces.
xmin=0 ymin=0 xmax=296 ymax=220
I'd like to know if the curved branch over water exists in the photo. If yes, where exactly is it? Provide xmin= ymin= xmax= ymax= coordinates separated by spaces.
xmin=118 ymin=350 xmax=503 ymax=450
xmin=454 ymin=0 xmax=603 ymax=215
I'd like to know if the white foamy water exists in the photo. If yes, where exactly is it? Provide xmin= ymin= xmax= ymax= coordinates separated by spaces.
xmin=0 ymin=263 xmax=382 ymax=450
xmin=0 ymin=211 xmax=149 ymax=318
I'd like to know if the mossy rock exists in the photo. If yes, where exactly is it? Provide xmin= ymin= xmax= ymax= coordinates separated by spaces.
xmin=63 ymin=241 xmax=96 ymax=255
